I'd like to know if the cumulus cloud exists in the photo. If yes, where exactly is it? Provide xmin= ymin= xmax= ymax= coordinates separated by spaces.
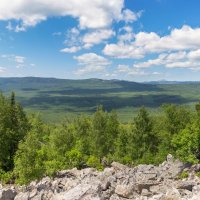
xmin=103 ymin=43 xmax=145 ymax=59
xmin=60 ymin=46 xmax=82 ymax=53
xmin=82 ymin=29 xmax=115 ymax=48
xmin=134 ymin=25 xmax=200 ymax=52
xmin=103 ymin=25 xmax=200 ymax=59
xmin=120 ymin=9 xmax=142 ymax=23
xmin=134 ymin=49 xmax=200 ymax=70
xmin=0 ymin=0 xmax=126 ymax=31
xmin=74 ymin=53 xmax=111 ymax=66
xmin=74 ymin=53 xmax=111 ymax=75
xmin=61 ymin=28 xmax=116 ymax=53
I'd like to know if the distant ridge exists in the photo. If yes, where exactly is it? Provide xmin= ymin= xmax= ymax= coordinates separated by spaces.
xmin=0 ymin=77 xmax=200 ymax=85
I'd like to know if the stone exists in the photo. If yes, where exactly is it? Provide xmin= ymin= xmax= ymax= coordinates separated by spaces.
xmin=111 ymin=162 xmax=127 ymax=171
xmin=14 ymin=192 xmax=29 ymax=200
xmin=115 ymin=184 xmax=133 ymax=198
xmin=0 ymin=189 xmax=17 ymax=200
xmin=1 ymin=155 xmax=200 ymax=200
xmin=53 ymin=182 xmax=101 ymax=200
xmin=175 ymin=181 xmax=196 ymax=191
xmin=167 ymin=154 xmax=174 ymax=163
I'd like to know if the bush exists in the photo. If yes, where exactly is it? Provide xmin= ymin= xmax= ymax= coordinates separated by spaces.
xmin=86 ymin=156 xmax=103 ymax=170
xmin=0 ymin=169 xmax=15 ymax=184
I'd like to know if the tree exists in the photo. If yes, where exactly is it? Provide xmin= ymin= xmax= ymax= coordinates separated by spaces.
xmin=163 ymin=104 xmax=191 ymax=136
xmin=172 ymin=119 xmax=200 ymax=164
xmin=14 ymin=116 xmax=48 ymax=184
xmin=114 ymin=125 xmax=132 ymax=164
xmin=74 ymin=116 xmax=92 ymax=156
xmin=0 ymin=92 xmax=29 ymax=171
xmin=91 ymin=106 xmax=119 ymax=160
xmin=92 ymin=106 xmax=109 ymax=159
xmin=131 ymin=107 xmax=158 ymax=162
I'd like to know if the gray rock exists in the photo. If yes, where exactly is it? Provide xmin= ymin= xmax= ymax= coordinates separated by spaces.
xmin=115 ymin=184 xmax=133 ymax=198
xmin=1 ymin=155 xmax=200 ymax=200
xmin=14 ymin=192 xmax=29 ymax=200
xmin=0 ymin=189 xmax=17 ymax=200
xmin=53 ymin=182 xmax=101 ymax=200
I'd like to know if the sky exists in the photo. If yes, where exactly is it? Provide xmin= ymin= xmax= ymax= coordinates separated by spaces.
xmin=0 ymin=0 xmax=200 ymax=82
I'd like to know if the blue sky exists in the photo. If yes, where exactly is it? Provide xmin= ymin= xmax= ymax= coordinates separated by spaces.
xmin=0 ymin=0 xmax=200 ymax=81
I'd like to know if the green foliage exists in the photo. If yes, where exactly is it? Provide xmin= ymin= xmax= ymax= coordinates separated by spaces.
xmin=178 ymin=171 xmax=189 ymax=179
xmin=1 ymin=91 xmax=200 ymax=185
xmin=172 ymin=120 xmax=200 ymax=164
xmin=2 ymin=77 xmax=200 ymax=123
xmin=91 ymin=106 xmax=119 ymax=159
xmin=65 ymin=149 xmax=84 ymax=169
xmin=14 ymin=116 xmax=48 ymax=184
xmin=163 ymin=104 xmax=191 ymax=135
xmin=0 ymin=92 xmax=29 ymax=172
xmin=0 ymin=169 xmax=14 ymax=184
xmin=86 ymin=156 xmax=103 ymax=170
xmin=114 ymin=125 xmax=132 ymax=164
xmin=195 ymin=172 xmax=200 ymax=178
xmin=131 ymin=107 xmax=158 ymax=161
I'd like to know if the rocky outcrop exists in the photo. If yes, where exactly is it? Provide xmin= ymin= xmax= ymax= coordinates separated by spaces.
xmin=1 ymin=155 xmax=200 ymax=200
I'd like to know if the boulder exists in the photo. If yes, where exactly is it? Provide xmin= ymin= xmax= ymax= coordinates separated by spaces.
xmin=1 ymin=155 xmax=200 ymax=200
xmin=115 ymin=184 xmax=133 ymax=198
xmin=0 ymin=188 xmax=17 ymax=200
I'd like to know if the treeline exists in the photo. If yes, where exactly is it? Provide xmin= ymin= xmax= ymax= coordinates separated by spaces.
xmin=1 ymin=92 xmax=200 ymax=185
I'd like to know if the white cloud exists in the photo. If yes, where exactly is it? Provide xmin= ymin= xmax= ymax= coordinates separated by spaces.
xmin=82 ymin=29 xmax=115 ymax=48
xmin=103 ymin=43 xmax=145 ymax=59
xmin=62 ymin=28 xmax=115 ymax=53
xmin=15 ymin=56 xmax=25 ymax=63
xmin=135 ymin=25 xmax=200 ymax=52
xmin=118 ymin=32 xmax=135 ymax=43
xmin=74 ymin=53 xmax=111 ymax=66
xmin=117 ymin=25 xmax=135 ymax=43
xmin=1 ymin=54 xmax=25 ymax=64
xmin=60 ymin=46 xmax=82 ymax=53
xmin=74 ymin=53 xmax=111 ymax=75
xmin=134 ymin=49 xmax=200 ymax=70
xmin=103 ymin=25 xmax=200 ymax=59
xmin=0 ymin=0 xmax=126 ymax=31
xmin=120 ymin=9 xmax=142 ymax=23
xmin=1 ymin=54 xmax=35 ymax=68
xmin=64 ymin=28 xmax=81 ymax=47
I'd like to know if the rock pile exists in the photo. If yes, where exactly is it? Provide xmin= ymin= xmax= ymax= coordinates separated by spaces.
xmin=1 ymin=155 xmax=200 ymax=200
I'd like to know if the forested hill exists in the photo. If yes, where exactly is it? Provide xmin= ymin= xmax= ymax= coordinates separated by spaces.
xmin=0 ymin=77 xmax=159 ymax=91
xmin=0 ymin=77 xmax=200 ymax=122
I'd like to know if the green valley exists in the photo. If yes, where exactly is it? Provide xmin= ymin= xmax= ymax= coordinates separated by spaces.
xmin=0 ymin=77 xmax=199 ymax=122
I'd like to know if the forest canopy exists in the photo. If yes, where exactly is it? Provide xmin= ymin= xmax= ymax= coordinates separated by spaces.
xmin=1 ymin=92 xmax=200 ymax=185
